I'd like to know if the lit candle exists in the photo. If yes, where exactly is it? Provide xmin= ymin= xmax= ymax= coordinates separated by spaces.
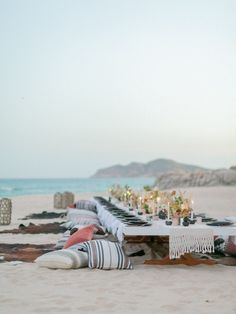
xmin=167 ymin=202 xmax=170 ymax=220
xmin=130 ymin=196 xmax=133 ymax=208
xmin=191 ymin=200 xmax=194 ymax=219
xmin=139 ymin=196 xmax=142 ymax=211
xmin=152 ymin=200 xmax=156 ymax=215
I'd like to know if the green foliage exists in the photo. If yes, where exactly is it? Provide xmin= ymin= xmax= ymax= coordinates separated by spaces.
xmin=143 ymin=185 xmax=151 ymax=191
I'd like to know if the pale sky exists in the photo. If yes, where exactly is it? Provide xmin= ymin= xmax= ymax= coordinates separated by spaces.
xmin=0 ymin=0 xmax=236 ymax=178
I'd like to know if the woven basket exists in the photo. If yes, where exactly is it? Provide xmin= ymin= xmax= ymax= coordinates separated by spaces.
xmin=61 ymin=192 xmax=74 ymax=209
xmin=0 ymin=198 xmax=12 ymax=225
xmin=54 ymin=192 xmax=63 ymax=209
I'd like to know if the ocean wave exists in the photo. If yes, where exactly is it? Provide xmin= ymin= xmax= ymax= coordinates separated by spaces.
xmin=0 ymin=178 xmax=154 ymax=197
xmin=0 ymin=186 xmax=20 ymax=192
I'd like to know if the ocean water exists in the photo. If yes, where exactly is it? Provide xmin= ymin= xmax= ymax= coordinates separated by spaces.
xmin=0 ymin=178 xmax=155 ymax=197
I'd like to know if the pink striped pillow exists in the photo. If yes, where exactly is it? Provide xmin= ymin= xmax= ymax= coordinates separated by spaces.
xmin=64 ymin=224 xmax=95 ymax=249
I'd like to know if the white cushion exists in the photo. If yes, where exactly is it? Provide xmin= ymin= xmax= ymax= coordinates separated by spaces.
xmin=35 ymin=249 xmax=88 ymax=269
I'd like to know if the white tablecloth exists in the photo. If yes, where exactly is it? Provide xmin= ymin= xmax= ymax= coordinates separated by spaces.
xmin=95 ymin=200 xmax=126 ymax=242
xmin=94 ymin=199 xmax=236 ymax=258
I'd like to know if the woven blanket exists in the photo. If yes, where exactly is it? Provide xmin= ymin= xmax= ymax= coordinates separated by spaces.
xmin=169 ymin=227 xmax=214 ymax=259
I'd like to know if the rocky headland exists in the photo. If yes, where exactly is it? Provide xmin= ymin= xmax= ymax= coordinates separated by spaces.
xmin=154 ymin=168 xmax=236 ymax=189
xmin=92 ymin=158 xmax=207 ymax=178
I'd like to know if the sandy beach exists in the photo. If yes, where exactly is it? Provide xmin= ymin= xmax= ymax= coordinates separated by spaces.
xmin=1 ymin=187 xmax=236 ymax=314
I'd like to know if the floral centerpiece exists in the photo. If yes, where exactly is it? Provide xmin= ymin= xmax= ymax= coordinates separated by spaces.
xmin=109 ymin=184 xmax=124 ymax=201
xmin=168 ymin=191 xmax=192 ymax=218
xmin=109 ymin=185 xmax=135 ymax=206
xmin=109 ymin=185 xmax=192 ymax=220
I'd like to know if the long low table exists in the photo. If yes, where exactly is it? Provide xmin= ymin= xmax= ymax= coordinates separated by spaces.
xmin=123 ymin=221 xmax=236 ymax=237
xmin=94 ymin=198 xmax=236 ymax=265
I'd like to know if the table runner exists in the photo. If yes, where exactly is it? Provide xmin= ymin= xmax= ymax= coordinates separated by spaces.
xmin=169 ymin=227 xmax=214 ymax=259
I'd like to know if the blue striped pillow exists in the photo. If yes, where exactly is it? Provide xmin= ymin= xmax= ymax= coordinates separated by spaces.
xmin=77 ymin=240 xmax=132 ymax=270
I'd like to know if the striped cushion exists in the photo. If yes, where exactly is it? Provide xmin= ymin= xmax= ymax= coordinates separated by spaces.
xmin=75 ymin=200 xmax=97 ymax=212
xmin=67 ymin=209 xmax=100 ymax=226
xmin=35 ymin=249 xmax=88 ymax=269
xmin=80 ymin=240 xmax=132 ymax=270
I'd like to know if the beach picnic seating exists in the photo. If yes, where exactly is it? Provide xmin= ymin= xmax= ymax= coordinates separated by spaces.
xmin=36 ymin=198 xmax=133 ymax=270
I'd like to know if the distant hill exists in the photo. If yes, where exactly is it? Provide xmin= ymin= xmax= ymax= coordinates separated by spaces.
xmin=155 ymin=168 xmax=236 ymax=189
xmin=92 ymin=159 xmax=208 ymax=178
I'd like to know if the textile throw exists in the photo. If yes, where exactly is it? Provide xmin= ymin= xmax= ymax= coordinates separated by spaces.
xmin=169 ymin=227 xmax=214 ymax=259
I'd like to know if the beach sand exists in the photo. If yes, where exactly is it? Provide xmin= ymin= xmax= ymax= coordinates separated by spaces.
xmin=0 ymin=187 xmax=236 ymax=314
